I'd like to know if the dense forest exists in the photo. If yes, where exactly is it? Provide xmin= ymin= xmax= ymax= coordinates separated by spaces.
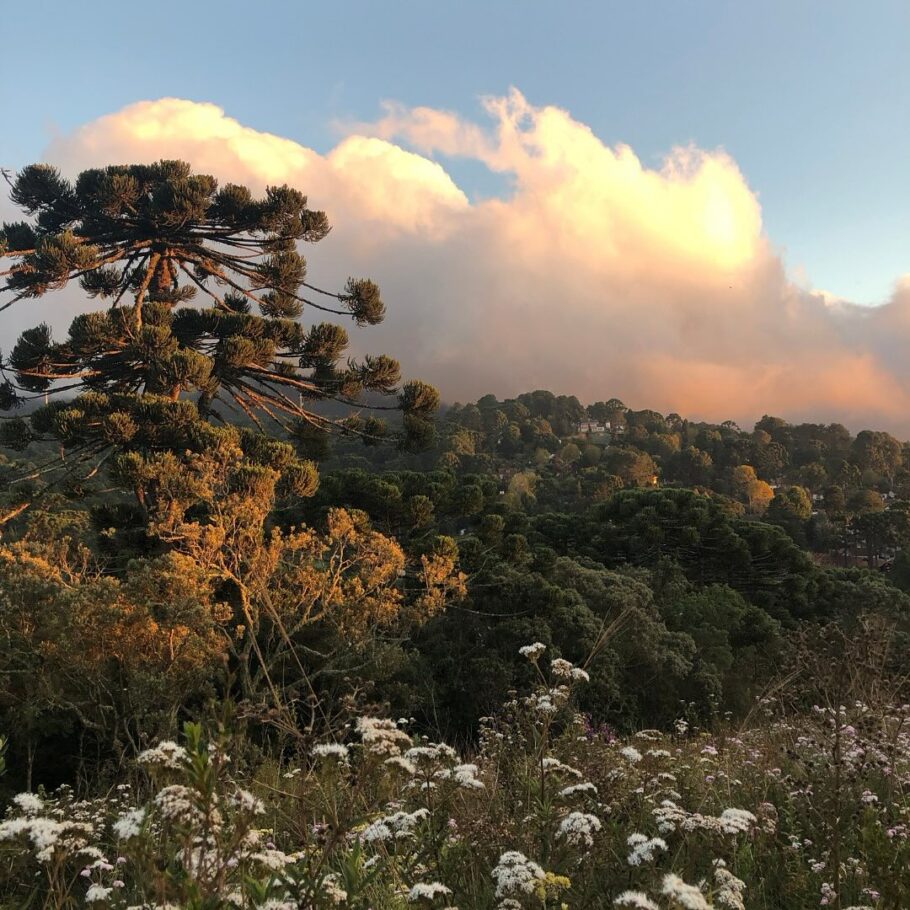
xmin=0 ymin=163 xmax=908 ymax=908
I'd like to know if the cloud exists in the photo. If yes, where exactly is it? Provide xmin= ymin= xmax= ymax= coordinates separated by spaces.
xmin=10 ymin=92 xmax=910 ymax=433
xmin=44 ymin=98 xmax=467 ymax=235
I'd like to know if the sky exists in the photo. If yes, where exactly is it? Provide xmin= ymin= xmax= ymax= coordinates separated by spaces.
xmin=1 ymin=2 xmax=909 ymax=431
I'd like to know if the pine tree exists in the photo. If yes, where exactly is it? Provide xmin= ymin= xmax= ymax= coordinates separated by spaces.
xmin=0 ymin=161 xmax=438 ymax=473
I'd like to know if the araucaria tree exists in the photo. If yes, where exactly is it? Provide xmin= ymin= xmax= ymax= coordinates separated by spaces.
xmin=0 ymin=160 xmax=438 ymax=463
xmin=0 ymin=163 xmax=460 ymax=748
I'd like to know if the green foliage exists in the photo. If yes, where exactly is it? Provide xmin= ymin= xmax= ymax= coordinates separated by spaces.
xmin=0 ymin=160 xmax=438 ymax=508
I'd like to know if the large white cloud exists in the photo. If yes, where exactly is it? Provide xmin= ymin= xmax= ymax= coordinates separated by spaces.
xmin=8 ymin=92 xmax=910 ymax=433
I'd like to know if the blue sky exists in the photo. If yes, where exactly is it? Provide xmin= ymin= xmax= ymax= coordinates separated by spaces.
xmin=1 ymin=1 xmax=907 ymax=303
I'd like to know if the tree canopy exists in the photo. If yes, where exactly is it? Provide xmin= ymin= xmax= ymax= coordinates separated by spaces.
xmin=0 ymin=161 xmax=437 ymax=465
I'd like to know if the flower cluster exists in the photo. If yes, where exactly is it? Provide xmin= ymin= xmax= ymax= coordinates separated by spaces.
xmin=1 ymin=649 xmax=909 ymax=907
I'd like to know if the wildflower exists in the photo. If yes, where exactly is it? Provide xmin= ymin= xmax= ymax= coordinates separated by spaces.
xmin=322 ymin=873 xmax=348 ymax=904
xmin=620 ymin=746 xmax=643 ymax=764
xmin=312 ymin=743 xmax=349 ymax=762
xmin=230 ymin=788 xmax=265 ymax=815
xmin=406 ymin=743 xmax=459 ymax=764
xmin=356 ymin=716 xmax=412 ymax=757
xmin=137 ymin=741 xmax=188 ymax=769
xmin=519 ymin=642 xmax=546 ymax=661
xmin=559 ymin=782 xmax=598 ymax=799
xmin=86 ymin=885 xmax=113 ymax=902
xmin=713 ymin=859 xmax=746 ymax=910
xmin=542 ymin=757 xmax=582 ymax=778
xmin=436 ymin=763 xmax=485 ymax=790
xmin=661 ymin=874 xmax=710 ymax=910
xmin=385 ymin=755 xmax=417 ymax=775
xmin=615 ymin=892 xmax=660 ymax=910
xmin=556 ymin=811 xmax=601 ymax=848
xmin=718 ymin=808 xmax=757 ymax=835
xmin=408 ymin=882 xmax=453 ymax=902
xmin=529 ymin=693 xmax=558 ymax=715
xmin=112 ymin=808 xmax=145 ymax=840
xmin=627 ymin=833 xmax=667 ymax=866
xmin=0 ymin=816 xmax=92 ymax=862
xmin=537 ymin=871 xmax=571 ymax=900
xmin=251 ymin=849 xmax=293 ymax=871
xmin=154 ymin=785 xmax=206 ymax=825
xmin=12 ymin=793 xmax=43 ymax=816
xmin=360 ymin=820 xmax=393 ymax=844
xmin=492 ymin=851 xmax=546 ymax=898
xmin=362 ymin=808 xmax=429 ymax=844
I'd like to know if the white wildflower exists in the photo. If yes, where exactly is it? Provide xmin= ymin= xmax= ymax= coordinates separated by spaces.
xmin=615 ymin=892 xmax=660 ymax=910
xmin=436 ymin=763 xmax=485 ymax=790
xmin=406 ymin=743 xmax=459 ymax=765
xmin=519 ymin=642 xmax=546 ymax=661
xmin=362 ymin=808 xmax=429 ymax=844
xmin=492 ymin=851 xmax=546 ymax=898
xmin=230 ymin=788 xmax=265 ymax=815
xmin=112 ymin=808 xmax=145 ymax=840
xmin=356 ymin=716 xmax=412 ymax=757
xmin=137 ymin=741 xmax=187 ymax=769
xmin=360 ymin=820 xmax=393 ymax=844
xmin=530 ymin=694 xmax=558 ymax=715
xmin=0 ymin=818 xmax=31 ymax=842
xmin=385 ymin=755 xmax=417 ymax=775
xmin=556 ymin=811 xmax=601 ymax=848
xmin=312 ymin=743 xmax=349 ymax=762
xmin=0 ymin=816 xmax=92 ymax=862
xmin=559 ymin=782 xmax=598 ymax=799
xmin=647 ymin=749 xmax=671 ymax=759
xmin=322 ymin=872 xmax=348 ymax=904
xmin=713 ymin=859 xmax=746 ymax=910
xmin=661 ymin=874 xmax=710 ymax=910
xmin=408 ymin=882 xmax=453 ymax=902
xmin=251 ymin=849 xmax=293 ymax=871
xmin=627 ymin=832 xmax=667 ymax=866
xmin=541 ymin=757 xmax=582 ymax=778
xmin=12 ymin=793 xmax=43 ymax=816
xmin=154 ymin=785 xmax=206 ymax=825
xmin=718 ymin=808 xmax=756 ymax=835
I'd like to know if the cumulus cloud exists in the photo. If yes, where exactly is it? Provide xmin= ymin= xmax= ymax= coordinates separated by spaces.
xmin=9 ymin=91 xmax=910 ymax=432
